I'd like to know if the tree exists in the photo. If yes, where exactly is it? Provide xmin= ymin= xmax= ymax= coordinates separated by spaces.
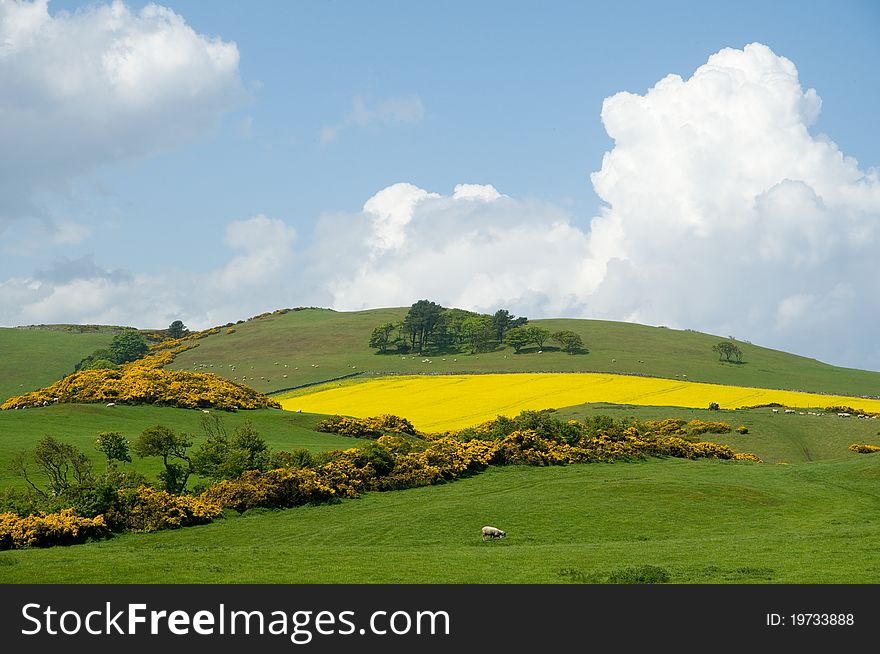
xmin=167 ymin=320 xmax=189 ymax=339
xmin=109 ymin=330 xmax=149 ymax=364
xmin=492 ymin=309 xmax=528 ymax=342
xmin=461 ymin=316 xmax=496 ymax=353
xmin=402 ymin=300 xmax=444 ymax=353
xmin=133 ymin=425 xmax=194 ymax=493
xmin=712 ymin=341 xmax=743 ymax=363
xmin=526 ymin=326 xmax=551 ymax=349
xmin=505 ymin=325 xmax=532 ymax=353
xmin=95 ymin=431 xmax=132 ymax=466
xmin=192 ymin=417 xmax=270 ymax=482
xmin=10 ymin=436 xmax=93 ymax=498
xmin=369 ymin=322 xmax=398 ymax=353
xmin=553 ymin=330 xmax=586 ymax=354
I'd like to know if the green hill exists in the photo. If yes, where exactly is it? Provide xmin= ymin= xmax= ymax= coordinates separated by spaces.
xmin=0 ymin=326 xmax=122 ymax=402
xmin=165 ymin=307 xmax=880 ymax=398
xmin=3 ymin=457 xmax=879 ymax=583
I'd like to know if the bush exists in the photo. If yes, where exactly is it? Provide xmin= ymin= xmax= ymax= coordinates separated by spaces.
xmin=0 ymin=509 xmax=109 ymax=550
xmin=111 ymin=487 xmax=222 ymax=533
xmin=735 ymin=425 xmax=749 ymax=434
xmin=848 ymin=443 xmax=880 ymax=454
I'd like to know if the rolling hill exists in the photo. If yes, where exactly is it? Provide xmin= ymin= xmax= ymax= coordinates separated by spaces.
xmin=164 ymin=307 xmax=880 ymax=398
xmin=0 ymin=326 xmax=120 ymax=402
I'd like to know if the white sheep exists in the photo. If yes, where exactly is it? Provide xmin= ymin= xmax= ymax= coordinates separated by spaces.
xmin=481 ymin=525 xmax=506 ymax=541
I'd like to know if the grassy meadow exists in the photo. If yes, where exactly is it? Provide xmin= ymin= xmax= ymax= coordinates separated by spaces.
xmin=2 ymin=457 xmax=879 ymax=583
xmin=0 ymin=404 xmax=357 ymax=490
xmin=165 ymin=308 xmax=880 ymax=398
xmin=3 ymin=307 xmax=880 ymax=584
xmin=0 ymin=327 xmax=115 ymax=402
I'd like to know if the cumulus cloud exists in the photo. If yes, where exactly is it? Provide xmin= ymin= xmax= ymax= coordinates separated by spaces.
xmin=0 ymin=0 xmax=245 ymax=235
xmin=4 ymin=41 xmax=880 ymax=370
xmin=306 ymin=43 xmax=880 ymax=369
xmin=304 ymin=182 xmax=593 ymax=318
xmin=582 ymin=42 xmax=880 ymax=367
xmin=320 ymin=94 xmax=424 ymax=143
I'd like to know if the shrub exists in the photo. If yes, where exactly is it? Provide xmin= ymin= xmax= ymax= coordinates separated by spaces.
xmin=111 ymin=487 xmax=222 ymax=533
xmin=735 ymin=425 xmax=749 ymax=434
xmin=848 ymin=443 xmax=880 ymax=454
xmin=0 ymin=509 xmax=109 ymax=550
xmin=1 ymin=348 xmax=280 ymax=411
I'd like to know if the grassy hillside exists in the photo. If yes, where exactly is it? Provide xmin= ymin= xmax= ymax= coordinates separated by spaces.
xmin=0 ymin=327 xmax=117 ymax=402
xmin=554 ymin=403 xmax=880 ymax=464
xmin=3 ymin=456 xmax=879 ymax=583
xmin=0 ymin=404 xmax=359 ymax=490
xmin=166 ymin=308 xmax=880 ymax=398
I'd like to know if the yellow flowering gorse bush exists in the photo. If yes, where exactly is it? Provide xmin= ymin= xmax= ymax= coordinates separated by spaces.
xmin=0 ymin=509 xmax=108 ymax=550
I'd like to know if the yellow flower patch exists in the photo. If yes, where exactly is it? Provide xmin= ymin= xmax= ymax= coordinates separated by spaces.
xmin=279 ymin=373 xmax=880 ymax=432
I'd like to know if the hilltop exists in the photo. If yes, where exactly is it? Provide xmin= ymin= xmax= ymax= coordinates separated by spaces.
xmin=161 ymin=307 xmax=880 ymax=399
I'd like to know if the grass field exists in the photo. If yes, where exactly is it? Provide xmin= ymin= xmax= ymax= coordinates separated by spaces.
xmin=2 ymin=457 xmax=879 ymax=583
xmin=4 ymin=307 xmax=880 ymax=585
xmin=0 ymin=404 xmax=359 ymax=490
xmin=554 ymin=403 xmax=880 ymax=464
xmin=165 ymin=308 xmax=880 ymax=397
xmin=0 ymin=327 xmax=115 ymax=402
xmin=277 ymin=373 xmax=880 ymax=432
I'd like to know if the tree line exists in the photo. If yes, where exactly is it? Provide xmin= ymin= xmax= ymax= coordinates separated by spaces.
xmin=369 ymin=300 xmax=585 ymax=355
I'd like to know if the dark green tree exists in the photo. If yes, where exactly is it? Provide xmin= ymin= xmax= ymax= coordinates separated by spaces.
xmin=192 ymin=418 xmax=270 ymax=482
xmin=109 ymin=330 xmax=149 ymax=364
xmin=492 ymin=309 xmax=527 ymax=341
xmin=712 ymin=341 xmax=743 ymax=362
xmin=461 ymin=315 xmax=496 ymax=353
xmin=552 ymin=330 xmax=586 ymax=354
xmin=369 ymin=322 xmax=398 ymax=353
xmin=95 ymin=431 xmax=132 ymax=466
xmin=505 ymin=325 xmax=532 ymax=353
xmin=526 ymin=326 xmax=551 ymax=349
xmin=402 ymin=299 xmax=444 ymax=353
xmin=167 ymin=320 xmax=189 ymax=339
xmin=133 ymin=425 xmax=194 ymax=493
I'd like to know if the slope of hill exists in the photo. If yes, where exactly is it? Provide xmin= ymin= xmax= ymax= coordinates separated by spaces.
xmin=165 ymin=308 xmax=880 ymax=398
xmin=0 ymin=327 xmax=119 ymax=402
xmin=3 ymin=457 xmax=879 ymax=583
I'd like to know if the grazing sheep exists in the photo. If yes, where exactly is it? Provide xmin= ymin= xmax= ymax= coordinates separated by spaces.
xmin=481 ymin=525 xmax=506 ymax=541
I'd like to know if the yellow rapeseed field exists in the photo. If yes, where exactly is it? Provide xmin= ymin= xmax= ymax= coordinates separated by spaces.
xmin=278 ymin=373 xmax=880 ymax=432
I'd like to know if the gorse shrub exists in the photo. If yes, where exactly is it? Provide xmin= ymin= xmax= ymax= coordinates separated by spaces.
xmin=848 ymin=443 xmax=880 ymax=454
xmin=1 ymin=343 xmax=280 ymax=411
xmin=0 ymin=509 xmax=109 ymax=550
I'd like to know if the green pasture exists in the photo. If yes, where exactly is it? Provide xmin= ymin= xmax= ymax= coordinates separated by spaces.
xmin=554 ymin=403 xmax=880 ymax=464
xmin=2 ymin=456 xmax=879 ymax=583
xmin=166 ymin=308 xmax=880 ymax=398
xmin=0 ymin=404 xmax=358 ymax=490
xmin=0 ymin=327 xmax=115 ymax=402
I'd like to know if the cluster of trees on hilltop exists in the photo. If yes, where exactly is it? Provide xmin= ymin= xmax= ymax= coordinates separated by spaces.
xmin=369 ymin=300 xmax=527 ymax=355
xmin=369 ymin=300 xmax=587 ymax=355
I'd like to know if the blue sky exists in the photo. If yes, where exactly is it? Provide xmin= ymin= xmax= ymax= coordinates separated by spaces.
xmin=1 ymin=0 xmax=879 ymax=369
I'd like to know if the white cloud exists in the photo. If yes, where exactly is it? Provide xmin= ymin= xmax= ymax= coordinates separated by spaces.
xmin=214 ymin=214 xmax=297 ymax=290
xmin=305 ymin=43 xmax=880 ymax=369
xmin=0 ymin=0 xmax=245 ymax=233
xmin=3 ymin=42 xmax=880 ymax=370
xmin=320 ymin=94 xmax=424 ymax=143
